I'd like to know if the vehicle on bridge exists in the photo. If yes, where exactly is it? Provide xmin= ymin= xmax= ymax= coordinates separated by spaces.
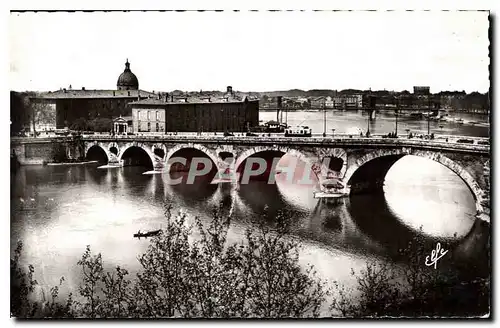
xmin=285 ymin=126 xmax=312 ymax=137
xmin=251 ymin=120 xmax=288 ymax=133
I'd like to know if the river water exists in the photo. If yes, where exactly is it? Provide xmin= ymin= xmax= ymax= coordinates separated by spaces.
xmin=11 ymin=110 xmax=490 ymax=315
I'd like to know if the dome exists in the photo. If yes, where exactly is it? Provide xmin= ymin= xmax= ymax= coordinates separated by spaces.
xmin=117 ymin=59 xmax=139 ymax=90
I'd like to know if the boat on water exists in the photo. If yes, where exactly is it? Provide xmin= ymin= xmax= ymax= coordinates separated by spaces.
xmin=134 ymin=229 xmax=162 ymax=239
xmin=454 ymin=118 xmax=464 ymax=124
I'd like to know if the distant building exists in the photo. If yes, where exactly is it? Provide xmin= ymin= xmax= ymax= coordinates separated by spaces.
xmin=413 ymin=86 xmax=430 ymax=95
xmin=310 ymin=97 xmax=326 ymax=108
xmin=333 ymin=94 xmax=362 ymax=109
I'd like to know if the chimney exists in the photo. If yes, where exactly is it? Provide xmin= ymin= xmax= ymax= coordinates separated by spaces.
xmin=113 ymin=90 xmax=116 ymax=96
xmin=171 ymin=94 xmax=174 ymax=102
xmin=63 ymin=88 xmax=67 ymax=93
xmin=158 ymin=94 xmax=161 ymax=100
xmin=82 ymin=87 xmax=85 ymax=91
xmin=128 ymin=91 xmax=131 ymax=96
xmin=185 ymin=97 xmax=188 ymax=102
xmin=137 ymin=90 xmax=140 ymax=100
xmin=227 ymin=86 xmax=233 ymax=94
xmin=165 ymin=93 xmax=169 ymax=102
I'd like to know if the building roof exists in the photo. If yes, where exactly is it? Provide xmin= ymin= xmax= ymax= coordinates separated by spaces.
xmin=117 ymin=60 xmax=139 ymax=90
xmin=32 ymin=89 xmax=156 ymax=99
xmin=113 ymin=116 xmax=133 ymax=122
xmin=129 ymin=95 xmax=257 ymax=106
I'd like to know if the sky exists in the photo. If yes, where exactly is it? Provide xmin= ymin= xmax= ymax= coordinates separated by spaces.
xmin=9 ymin=10 xmax=490 ymax=93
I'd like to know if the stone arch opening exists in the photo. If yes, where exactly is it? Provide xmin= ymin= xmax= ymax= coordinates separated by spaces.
xmin=347 ymin=154 xmax=405 ymax=195
xmin=346 ymin=152 xmax=484 ymax=212
xmin=235 ymin=148 xmax=318 ymax=185
xmin=110 ymin=146 xmax=118 ymax=156
xmin=154 ymin=148 xmax=165 ymax=159
xmin=86 ymin=145 xmax=109 ymax=163
xmin=120 ymin=146 xmax=154 ymax=169
xmin=219 ymin=151 xmax=234 ymax=161
xmin=327 ymin=157 xmax=344 ymax=172
xmin=236 ymin=150 xmax=285 ymax=182
xmin=166 ymin=148 xmax=218 ymax=183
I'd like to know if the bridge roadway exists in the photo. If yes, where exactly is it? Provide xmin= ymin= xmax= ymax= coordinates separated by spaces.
xmin=76 ymin=133 xmax=489 ymax=153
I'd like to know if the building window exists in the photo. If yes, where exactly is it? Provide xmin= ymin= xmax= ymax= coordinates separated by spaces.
xmin=137 ymin=110 xmax=140 ymax=119
xmin=147 ymin=122 xmax=151 ymax=132
xmin=147 ymin=111 xmax=151 ymax=121
xmin=156 ymin=123 xmax=159 ymax=132
xmin=156 ymin=111 xmax=159 ymax=121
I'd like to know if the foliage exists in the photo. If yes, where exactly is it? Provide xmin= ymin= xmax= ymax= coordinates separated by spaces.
xmin=330 ymin=230 xmax=490 ymax=318
xmin=70 ymin=117 xmax=91 ymax=132
xmin=11 ymin=212 xmax=489 ymax=319
xmin=90 ymin=118 xmax=113 ymax=132
xmin=11 ymin=207 xmax=327 ymax=318
xmin=20 ymin=96 xmax=57 ymax=135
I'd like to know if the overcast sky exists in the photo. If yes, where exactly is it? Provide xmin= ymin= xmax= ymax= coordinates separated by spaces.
xmin=9 ymin=10 xmax=490 ymax=93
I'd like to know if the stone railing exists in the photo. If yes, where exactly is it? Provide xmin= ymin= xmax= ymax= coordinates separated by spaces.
xmin=11 ymin=133 xmax=490 ymax=154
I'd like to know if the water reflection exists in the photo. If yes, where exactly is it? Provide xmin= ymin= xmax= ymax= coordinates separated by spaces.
xmin=10 ymin=150 xmax=489 ymax=305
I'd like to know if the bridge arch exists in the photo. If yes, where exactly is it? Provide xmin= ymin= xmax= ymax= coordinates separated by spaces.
xmin=164 ymin=143 xmax=219 ymax=172
xmin=118 ymin=143 xmax=156 ymax=169
xmin=234 ymin=146 xmax=320 ymax=183
xmin=344 ymin=149 xmax=485 ymax=213
xmin=85 ymin=143 xmax=110 ymax=163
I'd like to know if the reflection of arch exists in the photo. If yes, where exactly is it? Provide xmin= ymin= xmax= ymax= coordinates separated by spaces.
xmin=345 ymin=149 xmax=485 ymax=212
xmin=118 ymin=145 xmax=156 ymax=168
xmin=85 ymin=144 xmax=110 ymax=162
xmin=164 ymin=144 xmax=219 ymax=168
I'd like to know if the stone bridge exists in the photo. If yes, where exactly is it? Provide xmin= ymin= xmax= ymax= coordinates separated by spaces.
xmin=11 ymin=134 xmax=490 ymax=221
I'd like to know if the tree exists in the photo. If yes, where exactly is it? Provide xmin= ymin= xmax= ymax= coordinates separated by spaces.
xmin=11 ymin=206 xmax=327 ymax=318
xmin=70 ymin=117 xmax=91 ymax=132
xmin=22 ymin=95 xmax=56 ymax=136
xmin=90 ymin=118 xmax=113 ymax=132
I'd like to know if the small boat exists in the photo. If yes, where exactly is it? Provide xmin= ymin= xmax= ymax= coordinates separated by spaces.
xmin=454 ymin=118 xmax=464 ymax=124
xmin=134 ymin=229 xmax=162 ymax=239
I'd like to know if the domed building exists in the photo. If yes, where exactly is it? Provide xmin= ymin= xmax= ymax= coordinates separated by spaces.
xmin=117 ymin=59 xmax=139 ymax=90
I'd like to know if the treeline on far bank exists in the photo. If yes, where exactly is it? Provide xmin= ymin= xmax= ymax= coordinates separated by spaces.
xmin=11 ymin=206 xmax=490 ymax=319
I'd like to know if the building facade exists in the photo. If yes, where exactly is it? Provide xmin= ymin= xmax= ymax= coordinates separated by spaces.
xmin=413 ymin=86 xmax=431 ymax=95
xmin=333 ymin=94 xmax=362 ymax=109
xmin=132 ymin=106 xmax=166 ymax=133
xmin=28 ymin=60 xmax=155 ymax=129
xmin=128 ymin=95 xmax=259 ymax=133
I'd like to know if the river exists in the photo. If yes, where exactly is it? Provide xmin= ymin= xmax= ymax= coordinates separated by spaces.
xmin=260 ymin=109 xmax=490 ymax=137
xmin=10 ymin=110 xmax=490 ymax=316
